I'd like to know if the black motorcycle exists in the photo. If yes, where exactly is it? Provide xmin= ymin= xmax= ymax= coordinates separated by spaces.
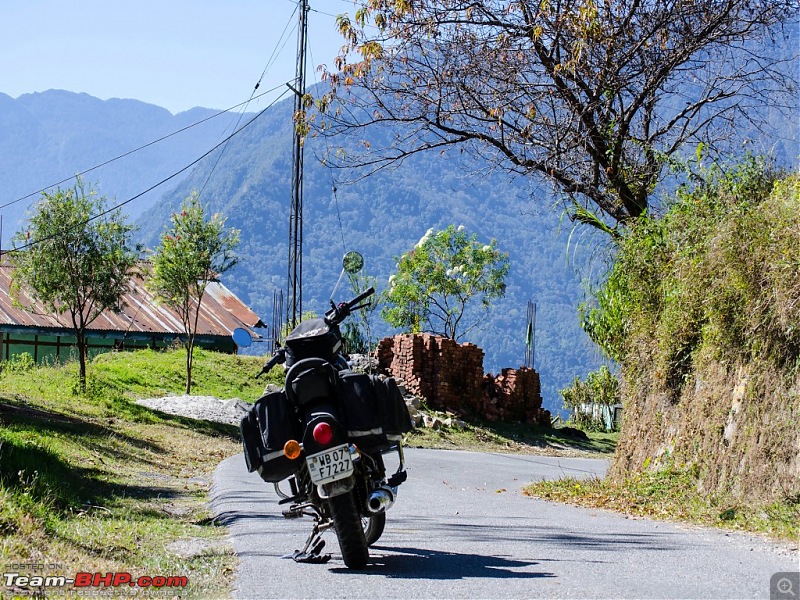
xmin=240 ymin=252 xmax=410 ymax=569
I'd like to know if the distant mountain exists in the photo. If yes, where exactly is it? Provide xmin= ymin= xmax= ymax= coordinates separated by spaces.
xmin=0 ymin=89 xmax=249 ymax=242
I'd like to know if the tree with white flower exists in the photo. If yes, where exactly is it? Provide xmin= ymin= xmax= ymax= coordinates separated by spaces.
xmin=383 ymin=225 xmax=509 ymax=340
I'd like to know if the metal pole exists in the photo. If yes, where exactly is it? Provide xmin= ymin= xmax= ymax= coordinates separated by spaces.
xmin=525 ymin=300 xmax=537 ymax=369
xmin=286 ymin=0 xmax=309 ymax=331
xmin=531 ymin=302 xmax=537 ymax=369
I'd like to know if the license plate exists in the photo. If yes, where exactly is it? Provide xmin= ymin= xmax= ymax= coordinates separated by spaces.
xmin=306 ymin=444 xmax=353 ymax=485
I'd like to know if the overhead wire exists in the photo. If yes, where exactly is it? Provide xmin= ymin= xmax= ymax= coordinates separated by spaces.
xmin=198 ymin=4 xmax=300 ymax=198
xmin=258 ymin=3 xmax=300 ymax=89
xmin=6 ymin=87 xmax=292 ymax=255
xmin=4 ymin=3 xmax=304 ymax=250
xmin=0 ymin=83 xmax=288 ymax=213
xmin=4 ymin=1 xmax=345 ymax=253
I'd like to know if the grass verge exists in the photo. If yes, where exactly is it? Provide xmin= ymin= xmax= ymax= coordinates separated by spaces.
xmin=0 ymin=348 xmax=280 ymax=599
xmin=403 ymin=410 xmax=617 ymax=456
xmin=524 ymin=464 xmax=800 ymax=542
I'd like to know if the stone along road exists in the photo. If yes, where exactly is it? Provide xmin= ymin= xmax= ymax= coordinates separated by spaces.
xmin=211 ymin=448 xmax=798 ymax=599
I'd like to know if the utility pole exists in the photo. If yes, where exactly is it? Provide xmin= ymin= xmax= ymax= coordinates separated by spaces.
xmin=286 ymin=0 xmax=309 ymax=332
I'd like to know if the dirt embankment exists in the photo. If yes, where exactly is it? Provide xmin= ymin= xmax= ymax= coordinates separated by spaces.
xmin=611 ymin=350 xmax=799 ymax=504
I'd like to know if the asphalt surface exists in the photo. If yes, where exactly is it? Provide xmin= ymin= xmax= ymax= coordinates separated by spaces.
xmin=211 ymin=448 xmax=798 ymax=599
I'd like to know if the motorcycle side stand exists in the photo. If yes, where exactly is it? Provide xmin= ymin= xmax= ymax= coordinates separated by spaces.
xmin=281 ymin=502 xmax=333 ymax=564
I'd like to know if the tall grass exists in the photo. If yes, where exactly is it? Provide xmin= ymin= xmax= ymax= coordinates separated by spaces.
xmin=579 ymin=157 xmax=800 ymax=508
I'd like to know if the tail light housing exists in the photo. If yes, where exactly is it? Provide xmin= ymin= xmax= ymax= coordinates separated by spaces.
xmin=312 ymin=422 xmax=333 ymax=446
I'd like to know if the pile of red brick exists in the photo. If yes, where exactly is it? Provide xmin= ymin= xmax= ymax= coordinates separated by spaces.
xmin=376 ymin=333 xmax=484 ymax=410
xmin=376 ymin=333 xmax=550 ymax=425
xmin=481 ymin=367 xmax=551 ymax=425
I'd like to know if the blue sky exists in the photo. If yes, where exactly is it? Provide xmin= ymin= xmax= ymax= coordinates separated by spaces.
xmin=0 ymin=0 xmax=349 ymax=113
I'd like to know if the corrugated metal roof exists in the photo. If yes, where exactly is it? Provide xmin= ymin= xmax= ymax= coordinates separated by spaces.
xmin=0 ymin=259 xmax=264 ymax=338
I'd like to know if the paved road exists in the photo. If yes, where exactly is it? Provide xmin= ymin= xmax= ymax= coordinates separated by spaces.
xmin=211 ymin=448 xmax=798 ymax=599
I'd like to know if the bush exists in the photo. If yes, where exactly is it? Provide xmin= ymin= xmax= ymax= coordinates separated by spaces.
xmin=582 ymin=157 xmax=798 ymax=386
xmin=0 ymin=353 xmax=36 ymax=375
xmin=560 ymin=365 xmax=620 ymax=432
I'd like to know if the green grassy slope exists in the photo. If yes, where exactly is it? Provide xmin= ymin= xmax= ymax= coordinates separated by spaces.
xmin=0 ymin=349 xmax=279 ymax=598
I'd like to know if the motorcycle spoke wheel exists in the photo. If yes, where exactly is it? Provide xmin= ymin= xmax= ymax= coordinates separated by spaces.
xmin=328 ymin=492 xmax=369 ymax=569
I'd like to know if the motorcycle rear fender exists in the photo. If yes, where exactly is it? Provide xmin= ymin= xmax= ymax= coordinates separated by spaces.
xmin=317 ymin=475 xmax=355 ymax=499
xmin=301 ymin=413 xmax=348 ymax=455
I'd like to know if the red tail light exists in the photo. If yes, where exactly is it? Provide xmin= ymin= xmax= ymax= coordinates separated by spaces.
xmin=313 ymin=422 xmax=333 ymax=446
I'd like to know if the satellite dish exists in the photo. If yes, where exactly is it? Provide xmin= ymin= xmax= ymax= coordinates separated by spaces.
xmin=232 ymin=327 xmax=253 ymax=348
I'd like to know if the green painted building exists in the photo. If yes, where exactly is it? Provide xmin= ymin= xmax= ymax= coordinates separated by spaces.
xmin=0 ymin=262 xmax=264 ymax=365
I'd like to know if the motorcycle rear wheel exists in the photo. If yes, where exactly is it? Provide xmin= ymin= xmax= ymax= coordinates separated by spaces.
xmin=362 ymin=512 xmax=386 ymax=546
xmin=328 ymin=491 xmax=369 ymax=569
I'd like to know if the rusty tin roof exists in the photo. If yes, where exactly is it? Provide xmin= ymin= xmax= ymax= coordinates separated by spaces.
xmin=0 ymin=259 xmax=264 ymax=338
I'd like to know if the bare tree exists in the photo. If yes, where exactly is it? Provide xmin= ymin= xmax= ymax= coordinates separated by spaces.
xmin=319 ymin=0 xmax=798 ymax=233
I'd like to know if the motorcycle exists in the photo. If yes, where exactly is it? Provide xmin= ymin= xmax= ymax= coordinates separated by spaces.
xmin=239 ymin=252 xmax=410 ymax=569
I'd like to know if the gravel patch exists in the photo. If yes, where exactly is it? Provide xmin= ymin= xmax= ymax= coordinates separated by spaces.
xmin=136 ymin=396 xmax=250 ymax=426
xmin=166 ymin=537 xmax=230 ymax=559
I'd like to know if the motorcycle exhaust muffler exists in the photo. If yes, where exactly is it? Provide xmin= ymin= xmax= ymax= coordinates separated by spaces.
xmin=366 ymin=485 xmax=396 ymax=514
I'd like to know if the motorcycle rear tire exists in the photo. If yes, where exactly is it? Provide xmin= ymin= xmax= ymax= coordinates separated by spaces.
xmin=328 ymin=491 xmax=369 ymax=569
xmin=362 ymin=512 xmax=386 ymax=546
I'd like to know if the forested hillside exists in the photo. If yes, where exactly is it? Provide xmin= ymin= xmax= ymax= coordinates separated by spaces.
xmin=3 ymin=76 xmax=794 ymax=415
xmin=0 ymin=89 xmax=605 ymax=413
xmin=134 ymin=95 xmax=605 ymax=413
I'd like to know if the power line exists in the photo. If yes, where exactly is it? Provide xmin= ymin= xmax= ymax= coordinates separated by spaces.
xmin=6 ymin=88 xmax=291 ymax=255
xmin=259 ymin=4 xmax=299 ymax=88
xmin=199 ymin=7 xmax=300 ymax=199
xmin=0 ymin=82 xmax=289 ymax=213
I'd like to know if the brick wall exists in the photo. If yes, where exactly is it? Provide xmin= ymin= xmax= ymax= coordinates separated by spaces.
xmin=376 ymin=333 xmax=484 ymax=412
xmin=376 ymin=334 xmax=550 ymax=425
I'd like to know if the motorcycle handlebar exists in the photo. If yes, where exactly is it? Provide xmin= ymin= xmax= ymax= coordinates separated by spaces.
xmin=325 ymin=287 xmax=375 ymax=325
xmin=256 ymin=348 xmax=285 ymax=379
xmin=347 ymin=286 xmax=375 ymax=310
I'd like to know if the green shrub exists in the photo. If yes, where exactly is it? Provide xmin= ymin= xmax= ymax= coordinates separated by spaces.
xmin=0 ymin=353 xmax=36 ymax=375
xmin=560 ymin=365 xmax=620 ymax=431
xmin=582 ymin=157 xmax=798 ymax=388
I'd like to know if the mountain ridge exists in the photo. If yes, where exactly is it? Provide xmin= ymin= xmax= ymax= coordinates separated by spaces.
xmin=3 ymin=82 xmax=795 ymax=412
xmin=0 ymin=89 xmax=251 ymax=237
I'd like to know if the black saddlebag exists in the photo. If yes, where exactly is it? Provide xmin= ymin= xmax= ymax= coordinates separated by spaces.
xmin=240 ymin=406 xmax=262 ymax=473
xmin=373 ymin=376 xmax=413 ymax=441
xmin=337 ymin=371 xmax=388 ymax=451
xmin=337 ymin=372 xmax=412 ymax=451
xmin=240 ymin=390 xmax=302 ymax=482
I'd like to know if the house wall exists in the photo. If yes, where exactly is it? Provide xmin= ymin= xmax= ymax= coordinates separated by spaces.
xmin=574 ymin=402 xmax=623 ymax=431
xmin=0 ymin=331 xmax=234 ymax=366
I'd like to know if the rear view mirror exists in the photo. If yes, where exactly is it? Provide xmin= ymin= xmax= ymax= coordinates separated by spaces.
xmin=342 ymin=251 xmax=364 ymax=274
xmin=232 ymin=327 xmax=253 ymax=348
